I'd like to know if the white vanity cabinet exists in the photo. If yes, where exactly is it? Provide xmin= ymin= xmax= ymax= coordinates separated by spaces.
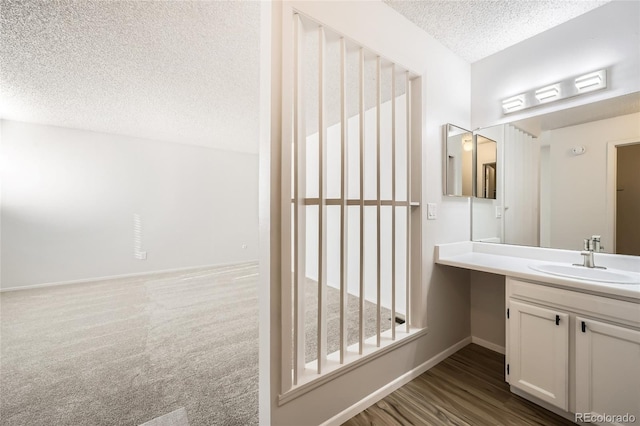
xmin=508 ymin=299 xmax=569 ymax=410
xmin=506 ymin=278 xmax=640 ymax=424
xmin=575 ymin=318 xmax=640 ymax=425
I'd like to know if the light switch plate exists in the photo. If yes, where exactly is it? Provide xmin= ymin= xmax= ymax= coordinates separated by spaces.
xmin=427 ymin=203 xmax=437 ymax=220
xmin=495 ymin=206 xmax=503 ymax=219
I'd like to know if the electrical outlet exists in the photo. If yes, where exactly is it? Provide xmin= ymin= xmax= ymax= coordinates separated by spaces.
xmin=242 ymin=244 xmax=248 ymax=249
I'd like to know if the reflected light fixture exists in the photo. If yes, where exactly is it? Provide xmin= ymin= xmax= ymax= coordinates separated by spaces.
xmin=502 ymin=95 xmax=525 ymax=113
xmin=501 ymin=69 xmax=607 ymax=115
xmin=535 ymin=84 xmax=560 ymax=103
xmin=463 ymin=139 xmax=472 ymax=151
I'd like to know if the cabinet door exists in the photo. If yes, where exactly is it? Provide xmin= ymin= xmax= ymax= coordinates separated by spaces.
xmin=576 ymin=317 xmax=640 ymax=425
xmin=508 ymin=300 xmax=569 ymax=410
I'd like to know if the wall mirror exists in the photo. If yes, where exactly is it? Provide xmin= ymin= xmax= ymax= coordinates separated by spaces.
xmin=444 ymin=123 xmax=473 ymax=197
xmin=475 ymin=134 xmax=497 ymax=199
xmin=471 ymin=91 xmax=640 ymax=255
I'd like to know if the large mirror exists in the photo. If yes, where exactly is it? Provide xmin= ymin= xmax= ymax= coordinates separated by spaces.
xmin=471 ymin=92 xmax=640 ymax=255
xmin=444 ymin=123 xmax=473 ymax=197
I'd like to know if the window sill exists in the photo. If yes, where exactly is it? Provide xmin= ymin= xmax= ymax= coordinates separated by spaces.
xmin=278 ymin=325 xmax=428 ymax=405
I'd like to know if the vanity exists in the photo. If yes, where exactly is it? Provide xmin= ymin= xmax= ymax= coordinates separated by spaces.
xmin=436 ymin=241 xmax=640 ymax=425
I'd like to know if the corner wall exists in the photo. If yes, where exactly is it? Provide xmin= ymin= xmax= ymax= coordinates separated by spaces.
xmin=470 ymin=271 xmax=505 ymax=352
xmin=0 ymin=120 xmax=259 ymax=289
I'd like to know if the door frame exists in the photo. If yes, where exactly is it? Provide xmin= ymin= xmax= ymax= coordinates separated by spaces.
xmin=605 ymin=137 xmax=640 ymax=254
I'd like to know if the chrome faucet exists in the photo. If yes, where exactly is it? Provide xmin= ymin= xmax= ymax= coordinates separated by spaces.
xmin=588 ymin=235 xmax=604 ymax=253
xmin=573 ymin=235 xmax=606 ymax=269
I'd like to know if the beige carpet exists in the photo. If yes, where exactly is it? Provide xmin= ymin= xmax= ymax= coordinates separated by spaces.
xmin=140 ymin=408 xmax=190 ymax=426
xmin=0 ymin=263 xmax=392 ymax=425
xmin=1 ymin=264 xmax=259 ymax=426
xmin=303 ymin=278 xmax=393 ymax=363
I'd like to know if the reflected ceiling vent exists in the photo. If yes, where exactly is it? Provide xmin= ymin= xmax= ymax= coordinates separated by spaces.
xmin=502 ymin=69 xmax=607 ymax=115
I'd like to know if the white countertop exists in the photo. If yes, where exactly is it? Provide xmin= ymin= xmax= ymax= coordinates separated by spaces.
xmin=435 ymin=242 xmax=640 ymax=301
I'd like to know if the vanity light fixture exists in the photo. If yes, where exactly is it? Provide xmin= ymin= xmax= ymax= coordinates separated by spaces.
xmin=502 ymin=69 xmax=607 ymax=115
xmin=502 ymin=95 xmax=525 ymax=113
xmin=535 ymin=84 xmax=560 ymax=103
xmin=575 ymin=70 xmax=606 ymax=92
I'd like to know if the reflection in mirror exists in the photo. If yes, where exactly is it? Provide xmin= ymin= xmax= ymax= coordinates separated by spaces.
xmin=471 ymin=92 xmax=640 ymax=255
xmin=444 ymin=124 xmax=473 ymax=197
xmin=475 ymin=135 xmax=497 ymax=199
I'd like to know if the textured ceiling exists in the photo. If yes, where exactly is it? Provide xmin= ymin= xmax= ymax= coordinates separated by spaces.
xmin=384 ymin=0 xmax=612 ymax=63
xmin=1 ymin=0 xmax=260 ymax=154
xmin=0 ymin=1 xmax=619 ymax=153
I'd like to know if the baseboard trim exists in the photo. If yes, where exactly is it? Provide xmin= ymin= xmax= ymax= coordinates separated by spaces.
xmin=320 ymin=336 xmax=472 ymax=426
xmin=471 ymin=336 xmax=505 ymax=355
xmin=0 ymin=261 xmax=258 ymax=292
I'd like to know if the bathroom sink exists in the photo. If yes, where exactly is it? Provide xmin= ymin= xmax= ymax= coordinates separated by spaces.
xmin=529 ymin=263 xmax=640 ymax=284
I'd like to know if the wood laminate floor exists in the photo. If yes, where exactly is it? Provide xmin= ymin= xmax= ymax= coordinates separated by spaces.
xmin=343 ymin=344 xmax=576 ymax=426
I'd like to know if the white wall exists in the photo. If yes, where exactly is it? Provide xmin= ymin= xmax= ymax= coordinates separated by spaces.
xmin=266 ymin=2 xmax=472 ymax=425
xmin=1 ymin=120 xmax=259 ymax=289
xmin=470 ymin=271 xmax=505 ymax=352
xmin=543 ymin=112 xmax=640 ymax=251
xmin=471 ymin=0 xmax=640 ymax=129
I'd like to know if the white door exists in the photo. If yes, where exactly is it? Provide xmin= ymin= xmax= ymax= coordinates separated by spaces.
xmin=508 ymin=300 xmax=569 ymax=410
xmin=576 ymin=317 xmax=640 ymax=425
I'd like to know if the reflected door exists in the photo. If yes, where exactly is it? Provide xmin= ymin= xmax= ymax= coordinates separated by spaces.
xmin=616 ymin=143 xmax=640 ymax=255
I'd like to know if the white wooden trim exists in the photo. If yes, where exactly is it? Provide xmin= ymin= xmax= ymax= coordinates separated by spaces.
xmin=471 ymin=336 xmax=505 ymax=355
xmin=293 ymin=12 xmax=306 ymax=384
xmin=405 ymin=71 xmax=411 ymax=332
xmin=358 ymin=47 xmax=365 ymax=355
xmin=317 ymin=25 xmax=328 ymax=374
xmin=339 ymin=36 xmax=348 ymax=364
xmin=300 ymin=198 xmax=412 ymax=206
xmin=376 ymin=55 xmax=382 ymax=347
xmin=0 ymin=261 xmax=258 ymax=293
xmin=280 ymin=6 xmax=295 ymax=394
xmin=391 ymin=63 xmax=396 ymax=341
xmin=318 ymin=337 xmax=471 ymax=426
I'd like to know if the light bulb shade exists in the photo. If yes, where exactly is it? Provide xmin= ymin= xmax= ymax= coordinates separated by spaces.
xmin=575 ymin=70 xmax=606 ymax=92
xmin=535 ymin=84 xmax=560 ymax=103
xmin=501 ymin=69 xmax=607 ymax=115
xmin=463 ymin=140 xmax=472 ymax=151
xmin=502 ymin=95 xmax=525 ymax=113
